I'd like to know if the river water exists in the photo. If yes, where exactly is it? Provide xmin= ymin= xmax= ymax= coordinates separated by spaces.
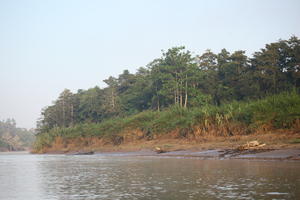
xmin=0 ymin=152 xmax=299 ymax=200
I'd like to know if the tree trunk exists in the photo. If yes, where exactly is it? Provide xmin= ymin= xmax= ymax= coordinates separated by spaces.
xmin=62 ymin=99 xmax=65 ymax=127
xmin=111 ymin=89 xmax=115 ymax=109
xmin=176 ymin=87 xmax=178 ymax=105
xmin=180 ymin=78 xmax=183 ymax=107
xmin=71 ymin=104 xmax=74 ymax=126
xmin=184 ymin=74 xmax=188 ymax=108
xmin=156 ymin=85 xmax=160 ymax=111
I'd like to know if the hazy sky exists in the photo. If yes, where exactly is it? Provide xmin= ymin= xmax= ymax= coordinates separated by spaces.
xmin=0 ymin=0 xmax=299 ymax=129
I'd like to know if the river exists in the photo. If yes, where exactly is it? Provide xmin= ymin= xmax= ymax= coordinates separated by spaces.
xmin=0 ymin=152 xmax=299 ymax=200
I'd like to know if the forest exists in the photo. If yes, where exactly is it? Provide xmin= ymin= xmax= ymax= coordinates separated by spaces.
xmin=0 ymin=119 xmax=35 ymax=151
xmin=33 ymin=36 xmax=300 ymax=152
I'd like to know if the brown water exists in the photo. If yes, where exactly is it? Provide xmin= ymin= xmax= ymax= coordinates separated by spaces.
xmin=0 ymin=152 xmax=299 ymax=200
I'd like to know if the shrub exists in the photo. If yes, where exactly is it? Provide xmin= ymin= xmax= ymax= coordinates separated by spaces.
xmin=33 ymin=91 xmax=300 ymax=151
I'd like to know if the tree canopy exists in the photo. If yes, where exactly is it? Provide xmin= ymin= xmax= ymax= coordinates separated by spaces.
xmin=37 ymin=36 xmax=300 ymax=133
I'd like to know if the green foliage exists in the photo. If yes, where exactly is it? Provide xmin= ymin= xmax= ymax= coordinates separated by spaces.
xmin=236 ymin=91 xmax=300 ymax=128
xmin=290 ymin=138 xmax=300 ymax=144
xmin=0 ymin=139 xmax=10 ymax=148
xmin=34 ymin=36 xmax=300 ymax=151
xmin=0 ymin=119 xmax=35 ymax=150
xmin=34 ymin=91 xmax=300 ymax=151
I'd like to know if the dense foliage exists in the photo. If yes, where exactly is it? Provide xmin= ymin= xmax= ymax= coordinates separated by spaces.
xmin=33 ymin=91 xmax=300 ymax=152
xmin=37 ymin=36 xmax=300 ymax=134
xmin=0 ymin=119 xmax=35 ymax=151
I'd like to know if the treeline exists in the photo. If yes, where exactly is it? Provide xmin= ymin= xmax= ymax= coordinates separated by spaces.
xmin=37 ymin=36 xmax=300 ymax=133
xmin=33 ymin=91 xmax=300 ymax=153
xmin=0 ymin=119 xmax=35 ymax=151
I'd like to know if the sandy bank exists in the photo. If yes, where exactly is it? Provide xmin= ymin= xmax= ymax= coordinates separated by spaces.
xmin=35 ymin=132 xmax=300 ymax=161
xmin=58 ymin=149 xmax=300 ymax=161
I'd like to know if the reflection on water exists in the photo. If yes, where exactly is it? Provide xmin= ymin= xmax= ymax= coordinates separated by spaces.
xmin=0 ymin=152 xmax=299 ymax=200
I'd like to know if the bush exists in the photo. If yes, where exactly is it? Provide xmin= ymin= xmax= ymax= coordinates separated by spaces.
xmin=33 ymin=91 xmax=300 ymax=151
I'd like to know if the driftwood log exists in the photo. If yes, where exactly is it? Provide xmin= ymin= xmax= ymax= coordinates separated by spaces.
xmin=237 ymin=141 xmax=266 ymax=150
xmin=70 ymin=151 xmax=94 ymax=155
xmin=155 ymin=147 xmax=166 ymax=154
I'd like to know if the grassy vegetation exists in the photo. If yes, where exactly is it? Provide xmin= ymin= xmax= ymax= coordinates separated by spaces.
xmin=33 ymin=91 xmax=300 ymax=152
xmin=0 ymin=139 xmax=10 ymax=149
xmin=290 ymin=138 xmax=300 ymax=144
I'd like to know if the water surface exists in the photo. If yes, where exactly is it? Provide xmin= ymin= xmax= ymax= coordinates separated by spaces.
xmin=0 ymin=152 xmax=299 ymax=200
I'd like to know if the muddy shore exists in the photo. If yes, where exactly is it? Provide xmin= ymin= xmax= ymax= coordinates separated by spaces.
xmin=34 ymin=132 xmax=300 ymax=160
xmin=60 ymin=148 xmax=300 ymax=161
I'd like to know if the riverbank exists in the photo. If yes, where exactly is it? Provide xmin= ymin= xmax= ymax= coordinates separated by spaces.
xmin=89 ymin=149 xmax=300 ymax=161
xmin=33 ymin=91 xmax=300 ymax=154
xmin=37 ymin=132 xmax=300 ymax=161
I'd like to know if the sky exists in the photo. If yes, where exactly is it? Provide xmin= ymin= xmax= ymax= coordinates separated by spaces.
xmin=0 ymin=0 xmax=300 ymax=129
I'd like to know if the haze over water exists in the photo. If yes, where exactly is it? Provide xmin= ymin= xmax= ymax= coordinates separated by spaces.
xmin=0 ymin=152 xmax=299 ymax=200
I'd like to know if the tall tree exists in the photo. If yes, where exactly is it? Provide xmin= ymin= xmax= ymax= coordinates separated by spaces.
xmin=150 ymin=46 xmax=194 ymax=108
xmin=103 ymin=76 xmax=120 ymax=117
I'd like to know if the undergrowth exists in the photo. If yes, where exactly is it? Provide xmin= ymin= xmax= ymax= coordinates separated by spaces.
xmin=33 ymin=91 xmax=300 ymax=152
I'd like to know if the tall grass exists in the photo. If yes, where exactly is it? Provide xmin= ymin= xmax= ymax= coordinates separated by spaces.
xmin=33 ymin=91 xmax=300 ymax=151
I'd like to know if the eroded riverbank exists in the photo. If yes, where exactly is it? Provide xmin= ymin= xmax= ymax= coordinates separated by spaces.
xmin=35 ymin=132 xmax=300 ymax=161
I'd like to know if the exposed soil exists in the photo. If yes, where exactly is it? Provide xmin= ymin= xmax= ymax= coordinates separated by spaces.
xmin=37 ymin=132 xmax=300 ymax=161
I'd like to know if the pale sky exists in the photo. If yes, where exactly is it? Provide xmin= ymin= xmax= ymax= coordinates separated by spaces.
xmin=0 ymin=0 xmax=300 ymax=129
